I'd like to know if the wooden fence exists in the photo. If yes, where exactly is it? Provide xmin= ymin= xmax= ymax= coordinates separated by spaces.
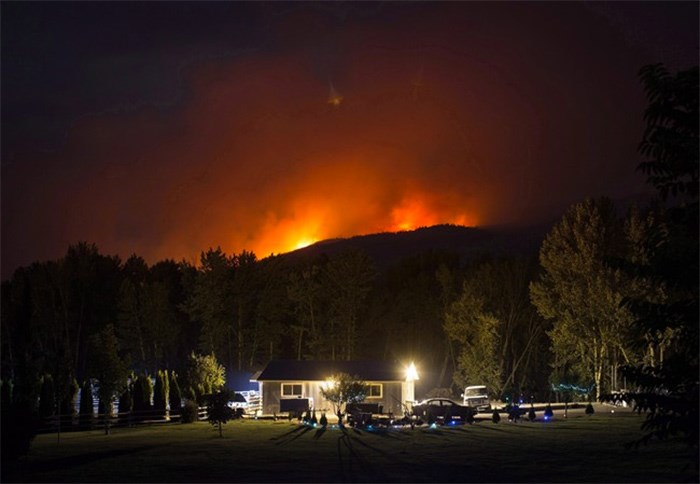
xmin=37 ymin=406 xmax=209 ymax=434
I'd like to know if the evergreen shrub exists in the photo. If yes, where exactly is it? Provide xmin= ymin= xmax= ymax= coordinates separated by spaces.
xmin=169 ymin=371 xmax=182 ymax=414
xmin=79 ymin=381 xmax=94 ymax=429
xmin=181 ymin=400 xmax=199 ymax=423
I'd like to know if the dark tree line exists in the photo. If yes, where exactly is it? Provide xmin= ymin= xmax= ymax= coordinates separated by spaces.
xmin=1 ymin=237 xmax=550 ymax=409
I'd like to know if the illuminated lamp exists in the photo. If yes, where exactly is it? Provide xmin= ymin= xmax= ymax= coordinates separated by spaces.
xmin=405 ymin=362 xmax=419 ymax=382
xmin=321 ymin=378 xmax=336 ymax=390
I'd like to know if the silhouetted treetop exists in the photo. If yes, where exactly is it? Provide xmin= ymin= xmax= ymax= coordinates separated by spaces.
xmin=638 ymin=63 xmax=698 ymax=201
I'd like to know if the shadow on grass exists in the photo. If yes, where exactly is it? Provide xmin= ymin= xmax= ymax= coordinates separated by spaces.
xmin=271 ymin=425 xmax=313 ymax=445
xmin=347 ymin=433 xmax=393 ymax=459
xmin=366 ymin=428 xmax=412 ymax=442
xmin=336 ymin=426 xmax=392 ymax=483
xmin=421 ymin=427 xmax=446 ymax=437
xmin=474 ymin=424 xmax=511 ymax=433
xmin=313 ymin=427 xmax=327 ymax=440
xmin=8 ymin=445 xmax=154 ymax=480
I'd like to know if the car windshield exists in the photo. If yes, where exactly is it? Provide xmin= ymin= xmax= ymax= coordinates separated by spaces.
xmin=465 ymin=388 xmax=486 ymax=397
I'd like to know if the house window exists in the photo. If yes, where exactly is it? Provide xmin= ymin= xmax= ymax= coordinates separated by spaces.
xmin=367 ymin=384 xmax=382 ymax=398
xmin=281 ymin=383 xmax=303 ymax=398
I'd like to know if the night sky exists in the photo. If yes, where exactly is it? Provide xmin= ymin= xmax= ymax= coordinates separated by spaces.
xmin=2 ymin=2 xmax=698 ymax=280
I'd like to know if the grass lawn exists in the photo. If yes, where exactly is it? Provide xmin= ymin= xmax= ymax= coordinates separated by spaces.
xmin=5 ymin=408 xmax=697 ymax=483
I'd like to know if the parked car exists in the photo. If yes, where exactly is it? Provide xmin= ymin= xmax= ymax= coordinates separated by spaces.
xmin=412 ymin=398 xmax=476 ymax=423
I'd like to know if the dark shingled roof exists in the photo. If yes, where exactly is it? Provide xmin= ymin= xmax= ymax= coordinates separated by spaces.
xmin=256 ymin=360 xmax=406 ymax=382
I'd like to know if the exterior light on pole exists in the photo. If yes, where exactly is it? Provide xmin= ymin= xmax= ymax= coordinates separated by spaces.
xmin=405 ymin=362 xmax=419 ymax=382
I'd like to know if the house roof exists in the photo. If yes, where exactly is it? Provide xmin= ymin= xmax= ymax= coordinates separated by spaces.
xmin=256 ymin=360 xmax=407 ymax=382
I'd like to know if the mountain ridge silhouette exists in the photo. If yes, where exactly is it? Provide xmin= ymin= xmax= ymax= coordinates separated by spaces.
xmin=275 ymin=223 xmax=552 ymax=271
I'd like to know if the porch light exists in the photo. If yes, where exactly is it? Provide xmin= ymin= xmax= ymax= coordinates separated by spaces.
xmin=405 ymin=362 xmax=419 ymax=382
xmin=321 ymin=378 xmax=337 ymax=390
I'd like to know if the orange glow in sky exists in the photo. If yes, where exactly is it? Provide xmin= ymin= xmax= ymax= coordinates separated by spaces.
xmin=220 ymin=155 xmax=481 ymax=257
xmin=253 ymin=214 xmax=326 ymax=255
xmin=293 ymin=238 xmax=316 ymax=250
xmin=391 ymin=197 xmax=442 ymax=232
xmin=243 ymin=190 xmax=478 ymax=257
xmin=4 ymin=1 xmax=654 ymax=275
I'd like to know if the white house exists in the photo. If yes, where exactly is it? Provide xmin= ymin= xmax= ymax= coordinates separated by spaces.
xmin=254 ymin=360 xmax=417 ymax=417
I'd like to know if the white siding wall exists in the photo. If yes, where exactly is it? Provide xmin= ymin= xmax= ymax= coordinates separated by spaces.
xmin=260 ymin=380 xmax=411 ymax=416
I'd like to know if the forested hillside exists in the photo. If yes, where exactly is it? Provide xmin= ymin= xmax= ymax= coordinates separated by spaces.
xmin=0 ymin=224 xmax=548 ymax=400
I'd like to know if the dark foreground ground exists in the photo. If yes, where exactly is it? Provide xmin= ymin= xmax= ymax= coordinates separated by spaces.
xmin=4 ymin=406 xmax=698 ymax=483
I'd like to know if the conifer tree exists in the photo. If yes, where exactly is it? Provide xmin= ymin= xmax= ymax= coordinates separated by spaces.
xmin=132 ymin=375 xmax=144 ymax=414
xmin=169 ymin=370 xmax=182 ymax=413
xmin=39 ymin=374 xmax=55 ymax=421
xmin=79 ymin=380 xmax=93 ymax=428
xmin=88 ymin=324 xmax=128 ymax=434
xmin=118 ymin=381 xmax=133 ymax=424
xmin=60 ymin=378 xmax=79 ymax=428
xmin=132 ymin=373 xmax=153 ymax=418
xmin=154 ymin=370 xmax=169 ymax=416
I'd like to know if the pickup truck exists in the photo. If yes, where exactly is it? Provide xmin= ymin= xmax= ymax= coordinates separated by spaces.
xmin=462 ymin=385 xmax=491 ymax=412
